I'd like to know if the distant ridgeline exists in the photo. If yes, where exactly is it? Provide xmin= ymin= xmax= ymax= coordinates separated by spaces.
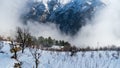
xmin=22 ymin=0 xmax=104 ymax=35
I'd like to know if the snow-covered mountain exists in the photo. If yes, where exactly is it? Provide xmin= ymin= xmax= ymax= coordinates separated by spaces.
xmin=23 ymin=0 xmax=103 ymax=35
xmin=0 ymin=41 xmax=120 ymax=68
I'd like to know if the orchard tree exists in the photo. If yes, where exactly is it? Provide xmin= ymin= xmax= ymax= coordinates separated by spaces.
xmin=29 ymin=47 xmax=41 ymax=68
xmin=16 ymin=27 xmax=32 ymax=53
xmin=10 ymin=41 xmax=21 ymax=59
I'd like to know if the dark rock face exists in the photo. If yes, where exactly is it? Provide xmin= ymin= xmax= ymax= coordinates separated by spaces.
xmin=22 ymin=0 xmax=103 ymax=35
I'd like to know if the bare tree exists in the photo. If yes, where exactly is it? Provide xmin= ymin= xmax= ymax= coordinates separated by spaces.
xmin=16 ymin=27 xmax=32 ymax=53
xmin=10 ymin=41 xmax=21 ymax=60
xmin=29 ymin=47 xmax=41 ymax=68
xmin=0 ymin=36 xmax=4 ymax=41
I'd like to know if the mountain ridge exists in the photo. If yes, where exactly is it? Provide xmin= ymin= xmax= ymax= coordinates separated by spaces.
xmin=22 ymin=0 xmax=103 ymax=35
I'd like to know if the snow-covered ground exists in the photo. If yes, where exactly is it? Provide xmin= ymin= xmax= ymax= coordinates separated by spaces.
xmin=0 ymin=41 xmax=120 ymax=68
xmin=19 ymin=49 xmax=120 ymax=68
xmin=0 ymin=41 xmax=17 ymax=68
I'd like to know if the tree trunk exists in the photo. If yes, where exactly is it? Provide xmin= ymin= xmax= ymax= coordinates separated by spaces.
xmin=14 ymin=51 xmax=17 ymax=59
xmin=22 ymin=47 xmax=24 ymax=53
xmin=22 ymin=44 xmax=25 ymax=53
xmin=35 ymin=59 xmax=39 ymax=68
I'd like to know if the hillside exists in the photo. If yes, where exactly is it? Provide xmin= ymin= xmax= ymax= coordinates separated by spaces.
xmin=23 ymin=0 xmax=103 ymax=35
xmin=0 ymin=41 xmax=120 ymax=68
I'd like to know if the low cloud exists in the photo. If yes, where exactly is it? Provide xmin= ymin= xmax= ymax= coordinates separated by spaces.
xmin=1 ymin=0 xmax=120 ymax=48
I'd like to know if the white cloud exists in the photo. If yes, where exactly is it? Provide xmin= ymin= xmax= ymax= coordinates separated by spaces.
xmin=1 ymin=0 xmax=120 ymax=48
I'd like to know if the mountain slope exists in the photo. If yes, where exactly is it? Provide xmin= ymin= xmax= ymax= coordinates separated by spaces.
xmin=22 ymin=0 xmax=103 ymax=35
xmin=18 ymin=49 xmax=120 ymax=68
xmin=1 ymin=41 xmax=120 ymax=68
